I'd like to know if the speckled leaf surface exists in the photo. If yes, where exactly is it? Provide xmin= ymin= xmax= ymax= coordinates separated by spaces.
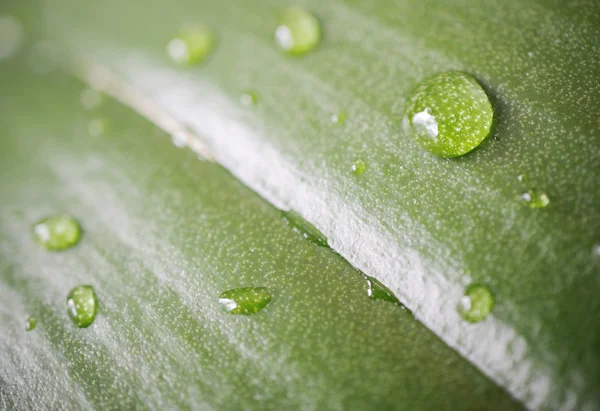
xmin=3 ymin=0 xmax=600 ymax=409
xmin=0 ymin=63 xmax=522 ymax=410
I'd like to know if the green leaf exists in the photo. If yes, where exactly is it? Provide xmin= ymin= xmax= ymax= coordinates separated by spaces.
xmin=3 ymin=0 xmax=600 ymax=408
xmin=0 ymin=63 xmax=520 ymax=409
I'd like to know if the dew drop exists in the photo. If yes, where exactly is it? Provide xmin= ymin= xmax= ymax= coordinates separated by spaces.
xmin=275 ymin=7 xmax=321 ymax=56
xmin=88 ymin=118 xmax=108 ymax=137
xmin=66 ymin=285 xmax=98 ymax=328
xmin=240 ymin=90 xmax=259 ymax=107
xmin=80 ymin=88 xmax=104 ymax=110
xmin=351 ymin=159 xmax=367 ymax=175
xmin=0 ymin=16 xmax=23 ymax=61
xmin=282 ymin=210 xmax=328 ymax=247
xmin=365 ymin=276 xmax=406 ymax=310
xmin=331 ymin=112 xmax=347 ymax=125
xmin=167 ymin=26 xmax=215 ymax=65
xmin=171 ymin=131 xmax=187 ymax=148
xmin=458 ymin=284 xmax=494 ymax=323
xmin=219 ymin=287 xmax=272 ymax=315
xmin=25 ymin=316 xmax=37 ymax=331
xmin=32 ymin=214 xmax=81 ymax=251
xmin=520 ymin=190 xmax=550 ymax=209
xmin=404 ymin=71 xmax=493 ymax=157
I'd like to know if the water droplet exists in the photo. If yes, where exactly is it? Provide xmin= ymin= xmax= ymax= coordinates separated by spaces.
xmin=331 ymin=112 xmax=347 ymax=125
xmin=88 ymin=118 xmax=108 ymax=137
xmin=275 ymin=8 xmax=321 ymax=56
xmin=517 ymin=173 xmax=528 ymax=184
xmin=32 ymin=215 xmax=81 ymax=251
xmin=219 ymin=287 xmax=272 ymax=315
xmin=67 ymin=285 xmax=98 ymax=328
xmin=240 ymin=90 xmax=259 ymax=107
xmin=365 ymin=276 xmax=407 ymax=310
xmin=171 ymin=131 xmax=187 ymax=148
xmin=351 ymin=159 xmax=367 ymax=175
xmin=167 ymin=27 xmax=215 ymax=65
xmin=593 ymin=244 xmax=600 ymax=258
xmin=458 ymin=284 xmax=494 ymax=323
xmin=0 ymin=16 xmax=23 ymax=61
xmin=80 ymin=88 xmax=104 ymax=110
xmin=520 ymin=190 xmax=550 ymax=209
xmin=404 ymin=71 xmax=493 ymax=157
xmin=282 ymin=210 xmax=328 ymax=247
xmin=25 ymin=316 xmax=37 ymax=331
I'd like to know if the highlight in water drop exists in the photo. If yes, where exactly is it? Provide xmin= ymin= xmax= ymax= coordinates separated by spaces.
xmin=351 ymin=159 xmax=367 ymax=175
xmin=240 ymin=90 xmax=259 ymax=107
xmin=66 ymin=285 xmax=98 ymax=328
xmin=32 ymin=214 xmax=81 ymax=251
xmin=331 ymin=112 xmax=347 ymax=125
xmin=0 ymin=16 xmax=23 ymax=61
xmin=25 ymin=316 xmax=37 ymax=331
xmin=520 ymin=190 xmax=550 ymax=209
xmin=282 ymin=210 xmax=328 ymax=247
xmin=167 ymin=26 xmax=215 ymax=65
xmin=458 ymin=284 xmax=494 ymax=323
xmin=275 ymin=8 xmax=321 ymax=56
xmin=219 ymin=287 xmax=272 ymax=315
xmin=404 ymin=71 xmax=493 ymax=158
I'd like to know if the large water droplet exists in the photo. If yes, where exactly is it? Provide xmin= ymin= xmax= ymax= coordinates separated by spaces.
xmin=219 ymin=287 xmax=272 ymax=315
xmin=32 ymin=215 xmax=81 ymax=251
xmin=458 ymin=284 xmax=494 ymax=323
xmin=520 ymin=190 xmax=550 ymax=209
xmin=167 ymin=27 xmax=215 ymax=65
xmin=25 ymin=316 xmax=37 ymax=331
xmin=275 ymin=8 xmax=321 ymax=56
xmin=405 ymin=71 xmax=493 ymax=158
xmin=282 ymin=210 xmax=328 ymax=247
xmin=0 ymin=16 xmax=23 ymax=61
xmin=351 ymin=159 xmax=367 ymax=175
xmin=67 ymin=285 xmax=98 ymax=328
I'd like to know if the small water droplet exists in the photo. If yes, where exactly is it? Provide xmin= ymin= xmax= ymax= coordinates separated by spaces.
xmin=404 ymin=71 xmax=493 ymax=157
xmin=517 ymin=173 xmax=528 ymax=184
xmin=351 ymin=159 xmax=367 ymax=175
xmin=219 ymin=287 xmax=272 ymax=315
xmin=520 ymin=191 xmax=550 ymax=209
xmin=80 ymin=88 xmax=104 ymax=110
xmin=331 ymin=112 xmax=347 ymax=125
xmin=275 ymin=7 xmax=321 ymax=56
xmin=32 ymin=214 xmax=81 ymax=251
xmin=167 ymin=27 xmax=215 ymax=65
xmin=25 ymin=316 xmax=37 ymax=331
xmin=0 ymin=16 xmax=23 ymax=61
xmin=240 ymin=90 xmax=259 ymax=107
xmin=171 ymin=131 xmax=187 ymax=148
xmin=282 ymin=210 xmax=328 ymax=247
xmin=365 ymin=276 xmax=407 ymax=310
xmin=458 ymin=284 xmax=494 ymax=323
xmin=66 ymin=285 xmax=98 ymax=328
xmin=88 ymin=118 xmax=108 ymax=137
xmin=593 ymin=244 xmax=600 ymax=258
xmin=527 ymin=52 xmax=533 ymax=57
